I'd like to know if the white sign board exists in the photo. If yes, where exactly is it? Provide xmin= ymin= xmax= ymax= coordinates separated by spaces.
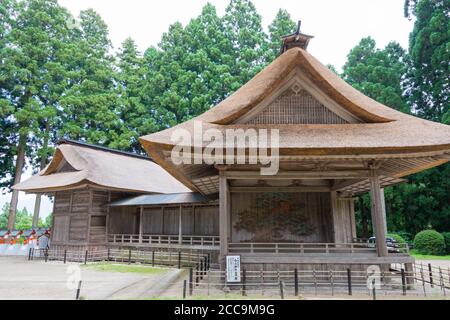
xmin=226 ymin=255 xmax=241 ymax=283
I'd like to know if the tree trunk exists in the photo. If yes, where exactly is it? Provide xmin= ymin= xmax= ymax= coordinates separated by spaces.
xmin=8 ymin=135 xmax=26 ymax=231
xmin=32 ymin=124 xmax=50 ymax=228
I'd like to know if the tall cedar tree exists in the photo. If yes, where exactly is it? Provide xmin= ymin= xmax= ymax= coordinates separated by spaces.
xmin=385 ymin=0 xmax=450 ymax=235
xmin=342 ymin=37 xmax=410 ymax=237
xmin=405 ymin=0 xmax=449 ymax=123
xmin=266 ymin=9 xmax=297 ymax=63
xmin=0 ymin=0 xmax=17 ymax=189
xmin=116 ymin=38 xmax=157 ymax=152
xmin=342 ymin=37 xmax=410 ymax=113
xmin=142 ymin=4 xmax=237 ymax=125
xmin=223 ymin=0 xmax=267 ymax=89
xmin=0 ymin=0 xmax=72 ymax=229
xmin=59 ymin=9 xmax=129 ymax=150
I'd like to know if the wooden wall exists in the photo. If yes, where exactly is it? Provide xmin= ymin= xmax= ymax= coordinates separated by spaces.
xmin=108 ymin=206 xmax=139 ymax=234
xmin=331 ymin=192 xmax=357 ymax=243
xmin=51 ymin=189 xmax=129 ymax=249
xmin=108 ymin=205 xmax=219 ymax=236
xmin=231 ymin=192 xmax=334 ymax=243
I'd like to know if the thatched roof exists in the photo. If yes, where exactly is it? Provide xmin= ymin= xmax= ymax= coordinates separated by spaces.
xmin=140 ymin=47 xmax=450 ymax=155
xmin=139 ymin=47 xmax=450 ymax=194
xmin=13 ymin=140 xmax=190 ymax=194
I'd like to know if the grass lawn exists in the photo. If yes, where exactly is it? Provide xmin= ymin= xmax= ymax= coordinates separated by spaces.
xmin=410 ymin=249 xmax=450 ymax=260
xmin=82 ymin=262 xmax=169 ymax=274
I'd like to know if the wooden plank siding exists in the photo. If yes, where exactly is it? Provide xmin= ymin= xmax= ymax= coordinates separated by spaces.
xmin=51 ymin=188 xmax=355 ymax=254
xmin=331 ymin=192 xmax=357 ymax=243
xmin=108 ymin=205 xmax=219 ymax=237
xmin=51 ymin=188 xmax=129 ymax=249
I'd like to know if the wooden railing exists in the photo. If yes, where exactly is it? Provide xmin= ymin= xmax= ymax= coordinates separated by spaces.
xmin=107 ymin=235 xmax=409 ymax=255
xmin=228 ymin=242 xmax=409 ymax=255
xmin=107 ymin=234 xmax=220 ymax=248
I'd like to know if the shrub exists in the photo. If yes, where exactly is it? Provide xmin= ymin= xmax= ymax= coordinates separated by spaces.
xmin=441 ymin=232 xmax=450 ymax=254
xmin=413 ymin=230 xmax=445 ymax=255
xmin=395 ymin=231 xmax=413 ymax=243
xmin=387 ymin=233 xmax=407 ymax=244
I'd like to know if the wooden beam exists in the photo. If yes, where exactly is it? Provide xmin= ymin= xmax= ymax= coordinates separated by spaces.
xmin=369 ymin=170 xmax=388 ymax=257
xmin=224 ymin=170 xmax=370 ymax=180
xmin=105 ymin=191 xmax=111 ymax=242
xmin=178 ymin=205 xmax=183 ymax=245
xmin=219 ymin=170 xmax=229 ymax=262
xmin=380 ymin=188 xmax=387 ymax=235
xmin=230 ymin=186 xmax=331 ymax=193
xmin=161 ymin=206 xmax=164 ymax=234
xmin=139 ymin=206 xmax=143 ymax=243
xmin=331 ymin=179 xmax=364 ymax=191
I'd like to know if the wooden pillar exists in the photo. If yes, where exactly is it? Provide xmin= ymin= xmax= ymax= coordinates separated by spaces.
xmin=139 ymin=206 xmax=143 ymax=243
xmin=380 ymin=188 xmax=388 ymax=235
xmin=219 ymin=170 xmax=229 ymax=263
xmin=369 ymin=170 xmax=388 ymax=257
xmin=105 ymin=191 xmax=111 ymax=242
xmin=349 ymin=198 xmax=357 ymax=241
xmin=330 ymin=191 xmax=342 ymax=243
xmin=178 ymin=205 xmax=183 ymax=245
xmin=161 ymin=207 xmax=164 ymax=234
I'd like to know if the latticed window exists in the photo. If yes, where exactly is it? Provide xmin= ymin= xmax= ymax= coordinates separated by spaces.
xmin=246 ymin=86 xmax=348 ymax=125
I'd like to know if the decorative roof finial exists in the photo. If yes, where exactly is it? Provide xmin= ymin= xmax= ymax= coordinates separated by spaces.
xmin=280 ymin=20 xmax=314 ymax=54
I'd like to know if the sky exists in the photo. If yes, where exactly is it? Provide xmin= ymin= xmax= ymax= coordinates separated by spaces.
xmin=0 ymin=0 xmax=414 ymax=220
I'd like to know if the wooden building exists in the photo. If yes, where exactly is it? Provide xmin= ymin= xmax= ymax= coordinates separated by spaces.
xmin=139 ymin=29 xmax=450 ymax=271
xmin=13 ymin=139 xmax=197 ymax=252
xmin=14 ymin=28 xmax=450 ymax=273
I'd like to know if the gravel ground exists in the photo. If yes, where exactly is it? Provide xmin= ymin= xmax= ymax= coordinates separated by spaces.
xmin=1 ymin=257 xmax=448 ymax=300
xmin=0 ymin=256 xmax=176 ymax=300
xmin=415 ymin=259 xmax=450 ymax=270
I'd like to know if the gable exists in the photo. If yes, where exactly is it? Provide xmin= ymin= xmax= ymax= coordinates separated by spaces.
xmin=246 ymin=86 xmax=348 ymax=125
xmin=57 ymin=159 xmax=76 ymax=173
xmin=235 ymin=70 xmax=363 ymax=125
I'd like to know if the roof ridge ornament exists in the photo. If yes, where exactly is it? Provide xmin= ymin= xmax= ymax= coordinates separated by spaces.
xmin=280 ymin=20 xmax=314 ymax=54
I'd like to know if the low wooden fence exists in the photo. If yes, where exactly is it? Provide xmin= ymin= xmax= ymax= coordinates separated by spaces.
xmin=28 ymin=247 xmax=211 ymax=269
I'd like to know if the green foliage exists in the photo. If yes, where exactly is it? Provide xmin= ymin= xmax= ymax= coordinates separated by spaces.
xmin=410 ymin=250 xmax=450 ymax=260
xmin=0 ymin=203 xmax=47 ymax=230
xmin=406 ymin=0 xmax=449 ymax=123
xmin=83 ymin=263 xmax=168 ymax=274
xmin=142 ymin=4 xmax=236 ymax=126
xmin=413 ymin=230 xmax=445 ymax=255
xmin=1 ymin=0 xmax=449 ymax=241
xmin=39 ymin=214 xmax=52 ymax=228
xmin=59 ymin=9 xmax=129 ymax=149
xmin=387 ymin=233 xmax=407 ymax=244
xmin=0 ymin=0 xmax=75 ymax=188
xmin=342 ymin=37 xmax=410 ymax=113
xmin=223 ymin=0 xmax=267 ymax=87
xmin=116 ymin=38 xmax=156 ymax=152
xmin=326 ymin=64 xmax=340 ymax=75
xmin=266 ymin=9 xmax=297 ymax=62
xmin=442 ymin=232 xmax=450 ymax=254
xmin=347 ymin=3 xmax=449 ymax=237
